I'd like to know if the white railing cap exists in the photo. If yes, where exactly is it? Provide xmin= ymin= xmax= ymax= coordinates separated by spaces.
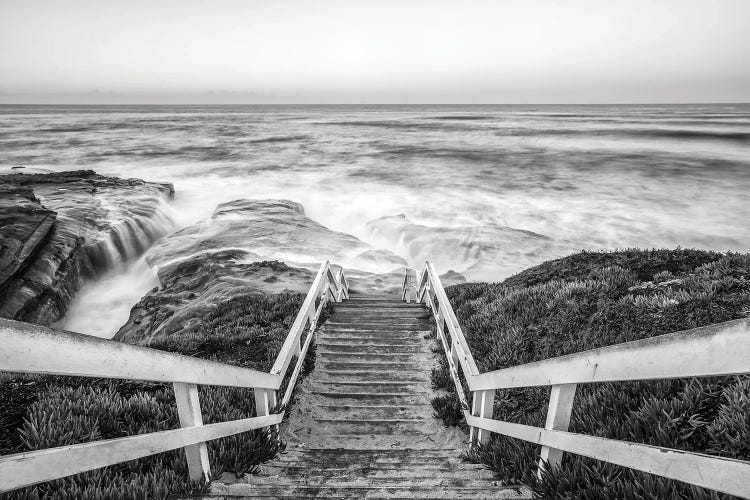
xmin=0 ymin=318 xmax=280 ymax=389
xmin=470 ymin=318 xmax=750 ymax=391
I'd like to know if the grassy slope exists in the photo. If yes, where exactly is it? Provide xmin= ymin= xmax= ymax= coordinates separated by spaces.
xmin=433 ymin=249 xmax=750 ymax=499
xmin=0 ymin=292 xmax=318 ymax=500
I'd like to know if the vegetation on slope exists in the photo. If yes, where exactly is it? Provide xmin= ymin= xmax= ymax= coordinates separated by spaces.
xmin=0 ymin=292 xmax=318 ymax=500
xmin=432 ymin=249 xmax=750 ymax=499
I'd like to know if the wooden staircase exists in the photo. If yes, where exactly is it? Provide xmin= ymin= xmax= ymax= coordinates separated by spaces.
xmin=207 ymin=294 xmax=529 ymax=499
xmin=5 ymin=263 xmax=748 ymax=498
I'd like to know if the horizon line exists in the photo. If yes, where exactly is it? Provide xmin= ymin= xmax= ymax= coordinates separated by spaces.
xmin=1 ymin=101 xmax=749 ymax=106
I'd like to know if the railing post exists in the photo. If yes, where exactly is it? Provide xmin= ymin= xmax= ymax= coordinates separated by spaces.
xmin=254 ymin=387 xmax=277 ymax=418
xmin=537 ymin=383 xmax=577 ymax=478
xmin=173 ymin=383 xmax=210 ymax=482
xmin=336 ymin=270 xmax=345 ymax=301
xmin=340 ymin=270 xmax=349 ymax=300
xmin=403 ymin=269 xmax=413 ymax=303
xmin=470 ymin=389 xmax=495 ymax=445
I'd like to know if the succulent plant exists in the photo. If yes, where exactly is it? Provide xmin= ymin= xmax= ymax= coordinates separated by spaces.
xmin=440 ymin=250 xmax=750 ymax=499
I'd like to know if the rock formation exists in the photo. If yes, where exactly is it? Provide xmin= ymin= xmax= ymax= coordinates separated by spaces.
xmin=0 ymin=170 xmax=174 ymax=325
xmin=115 ymin=199 xmax=412 ymax=343
xmin=147 ymin=199 xmax=406 ymax=272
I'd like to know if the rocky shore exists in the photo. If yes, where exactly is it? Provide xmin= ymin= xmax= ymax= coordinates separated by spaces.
xmin=0 ymin=170 xmax=174 ymax=325
xmin=1 ymin=170 xmax=472 ymax=340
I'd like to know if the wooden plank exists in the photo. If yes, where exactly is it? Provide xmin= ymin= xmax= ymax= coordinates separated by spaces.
xmin=0 ymin=413 xmax=283 ymax=493
xmin=0 ymin=318 xmax=280 ymax=389
xmin=470 ymin=319 xmax=750 ymax=391
xmin=538 ymin=383 xmax=577 ymax=477
xmin=465 ymin=413 xmax=750 ymax=498
xmin=173 ymin=383 xmax=210 ymax=481
xmin=270 ymin=261 xmax=329 ymax=376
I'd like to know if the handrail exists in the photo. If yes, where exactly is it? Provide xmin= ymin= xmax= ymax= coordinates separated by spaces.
xmin=0 ymin=260 xmax=349 ymax=494
xmin=271 ymin=262 xmax=331 ymax=376
xmin=0 ymin=319 xmax=280 ymax=389
xmin=278 ymin=263 xmax=348 ymax=407
xmin=470 ymin=319 xmax=750 ymax=390
xmin=417 ymin=262 xmax=479 ymax=377
xmin=404 ymin=261 xmax=750 ymax=499
xmin=1 ymin=413 xmax=283 ymax=492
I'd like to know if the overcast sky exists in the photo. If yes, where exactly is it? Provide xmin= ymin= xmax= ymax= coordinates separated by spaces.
xmin=1 ymin=0 xmax=749 ymax=104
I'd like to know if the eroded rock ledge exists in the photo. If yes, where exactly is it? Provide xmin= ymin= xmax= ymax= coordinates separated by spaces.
xmin=115 ymin=199 xmax=417 ymax=344
xmin=0 ymin=170 xmax=174 ymax=325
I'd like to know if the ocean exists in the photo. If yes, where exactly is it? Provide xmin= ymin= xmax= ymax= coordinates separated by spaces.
xmin=2 ymin=104 xmax=749 ymax=336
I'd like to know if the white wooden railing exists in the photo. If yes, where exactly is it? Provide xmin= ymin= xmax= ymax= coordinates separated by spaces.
xmin=0 ymin=261 xmax=348 ymax=494
xmin=406 ymin=261 xmax=750 ymax=499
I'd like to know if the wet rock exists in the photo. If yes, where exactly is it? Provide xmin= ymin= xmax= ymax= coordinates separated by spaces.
xmin=0 ymin=183 xmax=55 ymax=296
xmin=366 ymin=214 xmax=580 ymax=281
xmin=146 ymin=199 xmax=406 ymax=272
xmin=439 ymin=270 xmax=468 ymax=286
xmin=115 ymin=199 xmax=413 ymax=344
xmin=0 ymin=170 xmax=175 ymax=325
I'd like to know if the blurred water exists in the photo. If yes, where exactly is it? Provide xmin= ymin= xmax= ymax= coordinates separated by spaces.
xmin=52 ymin=257 xmax=158 ymax=338
xmin=2 ymin=104 xmax=749 ymax=335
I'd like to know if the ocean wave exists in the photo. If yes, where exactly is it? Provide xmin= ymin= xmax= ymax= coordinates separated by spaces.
xmin=39 ymin=125 xmax=93 ymax=133
xmin=245 ymin=134 xmax=310 ymax=144
xmin=372 ymin=145 xmax=504 ymax=163
xmin=78 ymin=144 xmax=241 ymax=162
xmin=496 ymin=127 xmax=750 ymax=142
xmin=428 ymin=115 xmax=495 ymax=121
xmin=314 ymin=120 xmax=468 ymax=131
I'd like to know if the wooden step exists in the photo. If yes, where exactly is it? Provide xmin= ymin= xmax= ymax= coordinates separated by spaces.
xmin=316 ymin=371 xmax=429 ymax=382
xmin=310 ymin=381 xmax=423 ymax=394
xmin=317 ymin=351 xmax=416 ymax=363
xmin=207 ymin=483 xmax=530 ymax=499
xmin=316 ymin=342 xmax=421 ymax=353
xmin=318 ymin=329 xmax=428 ymax=337
xmin=310 ymin=391 xmax=430 ymax=406
xmin=311 ymin=404 xmax=434 ymax=420
xmin=317 ymin=361 xmax=424 ymax=371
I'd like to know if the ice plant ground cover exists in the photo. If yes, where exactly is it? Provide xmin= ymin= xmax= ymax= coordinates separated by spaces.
xmin=0 ymin=292 xmax=314 ymax=500
xmin=434 ymin=249 xmax=750 ymax=499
